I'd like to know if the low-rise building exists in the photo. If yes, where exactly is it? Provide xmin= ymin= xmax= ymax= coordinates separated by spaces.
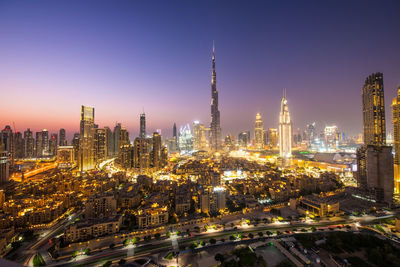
xmin=297 ymin=193 xmax=340 ymax=217
xmin=136 ymin=205 xmax=168 ymax=229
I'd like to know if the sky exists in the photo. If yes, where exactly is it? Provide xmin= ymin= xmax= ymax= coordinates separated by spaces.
xmin=1 ymin=0 xmax=400 ymax=141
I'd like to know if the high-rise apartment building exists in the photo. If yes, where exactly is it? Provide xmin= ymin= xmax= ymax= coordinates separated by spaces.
xmin=35 ymin=131 xmax=43 ymax=157
xmin=24 ymin=128 xmax=34 ymax=158
xmin=357 ymin=73 xmax=393 ymax=204
xmin=95 ymin=128 xmax=107 ymax=163
xmin=179 ymin=124 xmax=193 ymax=153
xmin=1 ymin=126 xmax=14 ymax=167
xmin=392 ymin=86 xmax=400 ymax=194
xmin=268 ymin=128 xmax=278 ymax=148
xmin=279 ymin=89 xmax=292 ymax=158
xmin=79 ymin=106 xmax=95 ymax=171
xmin=72 ymin=133 xmax=80 ymax=163
xmin=362 ymin=72 xmax=386 ymax=146
xmin=140 ymin=113 xmax=146 ymax=138
xmin=104 ymin=127 xmax=113 ymax=157
xmin=152 ymin=132 xmax=162 ymax=168
xmin=113 ymin=123 xmax=121 ymax=157
xmin=133 ymin=137 xmax=151 ymax=174
xmin=0 ymin=145 xmax=9 ymax=185
xmin=59 ymin=128 xmax=67 ymax=146
xmin=254 ymin=113 xmax=264 ymax=150
xmin=209 ymin=43 xmax=221 ymax=151
xmin=49 ymin=133 xmax=58 ymax=156
xmin=41 ymin=129 xmax=49 ymax=156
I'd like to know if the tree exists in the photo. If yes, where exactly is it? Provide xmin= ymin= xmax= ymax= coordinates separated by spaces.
xmin=229 ymin=235 xmax=235 ymax=240
xmin=84 ymin=248 xmax=91 ymax=255
xmin=118 ymin=259 xmax=126 ymax=265
xmin=123 ymin=239 xmax=129 ymax=246
xmin=33 ymin=253 xmax=46 ymax=266
xmin=210 ymin=238 xmax=217 ymax=244
xmin=109 ymin=243 xmax=115 ymax=249
xmin=200 ymin=240 xmax=205 ymax=246
xmin=103 ymin=260 xmax=112 ymax=267
xmin=71 ymin=250 xmax=78 ymax=258
xmin=248 ymin=233 xmax=254 ymax=239
xmin=221 ymin=238 xmax=225 ymax=243
xmin=258 ymin=232 xmax=263 ymax=237
xmin=155 ymin=233 xmax=161 ymax=239
xmin=166 ymin=231 xmax=171 ymax=237
xmin=266 ymin=231 xmax=273 ymax=236
xmin=215 ymin=253 xmax=224 ymax=263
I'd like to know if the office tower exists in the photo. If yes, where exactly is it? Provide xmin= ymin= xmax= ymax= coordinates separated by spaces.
xmin=363 ymin=72 xmax=386 ymax=146
xmin=104 ymin=127 xmax=113 ymax=157
xmin=79 ymin=106 xmax=95 ymax=171
xmin=41 ymin=129 xmax=49 ymax=156
xmin=72 ymin=133 xmax=80 ymax=162
xmin=113 ymin=123 xmax=121 ymax=157
xmin=173 ymin=123 xmax=177 ymax=139
xmin=140 ymin=113 xmax=146 ymax=138
xmin=357 ymin=73 xmax=393 ymax=204
xmin=95 ymin=128 xmax=107 ymax=163
xmin=59 ymin=128 xmax=67 ymax=146
xmin=119 ymin=144 xmax=134 ymax=169
xmin=152 ymin=132 xmax=162 ymax=168
xmin=24 ymin=128 xmax=34 ymax=158
xmin=133 ymin=137 xmax=151 ymax=174
xmin=193 ymin=121 xmax=207 ymax=151
xmin=306 ymin=122 xmax=316 ymax=144
xmin=0 ymin=145 xmax=9 ymax=185
xmin=254 ymin=113 xmax=264 ymax=150
xmin=238 ymin=131 xmax=250 ymax=149
xmin=279 ymin=89 xmax=292 ymax=158
xmin=268 ymin=128 xmax=279 ymax=148
xmin=49 ymin=133 xmax=58 ymax=156
xmin=178 ymin=124 xmax=193 ymax=153
xmin=160 ymin=146 xmax=168 ymax=167
xmin=209 ymin=43 xmax=222 ymax=151
xmin=392 ymin=86 xmax=400 ymax=194
xmin=57 ymin=146 xmax=75 ymax=169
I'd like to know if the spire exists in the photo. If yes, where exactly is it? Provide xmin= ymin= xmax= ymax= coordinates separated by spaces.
xmin=283 ymin=88 xmax=286 ymax=99
xmin=212 ymin=41 xmax=215 ymax=60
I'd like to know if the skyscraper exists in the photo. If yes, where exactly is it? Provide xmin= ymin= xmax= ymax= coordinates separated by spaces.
xmin=79 ymin=105 xmax=95 ymax=171
xmin=357 ymin=73 xmax=393 ymax=204
xmin=49 ymin=133 xmax=58 ymax=156
xmin=152 ymin=132 xmax=162 ymax=168
xmin=238 ymin=131 xmax=250 ymax=149
xmin=392 ymin=86 xmax=400 ymax=194
xmin=59 ymin=128 xmax=67 ymax=146
xmin=0 ymin=145 xmax=9 ymax=185
xmin=104 ymin=127 xmax=113 ymax=157
xmin=193 ymin=121 xmax=207 ymax=151
xmin=95 ymin=128 xmax=107 ymax=163
xmin=140 ymin=113 xmax=146 ymax=138
xmin=362 ymin=72 xmax=386 ymax=146
xmin=279 ymin=89 xmax=292 ymax=158
xmin=254 ymin=113 xmax=264 ymax=150
xmin=41 ymin=129 xmax=49 ymax=156
xmin=24 ymin=128 xmax=34 ymax=158
xmin=209 ymin=43 xmax=221 ymax=151
xmin=35 ymin=131 xmax=43 ymax=157
xmin=268 ymin=128 xmax=278 ymax=148
xmin=113 ymin=123 xmax=121 ymax=157
xmin=179 ymin=124 xmax=193 ymax=153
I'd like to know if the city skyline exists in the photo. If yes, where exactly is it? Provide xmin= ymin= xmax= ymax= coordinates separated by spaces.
xmin=1 ymin=1 xmax=400 ymax=139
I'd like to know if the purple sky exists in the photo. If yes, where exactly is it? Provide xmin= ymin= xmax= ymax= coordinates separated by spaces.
xmin=1 ymin=0 xmax=400 ymax=141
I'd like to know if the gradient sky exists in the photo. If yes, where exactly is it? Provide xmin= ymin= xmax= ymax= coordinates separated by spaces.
xmin=1 ymin=0 xmax=400 ymax=141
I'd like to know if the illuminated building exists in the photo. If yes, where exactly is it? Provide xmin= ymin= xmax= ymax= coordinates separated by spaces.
xmin=179 ymin=124 xmax=193 ymax=153
xmin=238 ymin=131 xmax=250 ymax=149
xmin=0 ymin=146 xmax=9 ymax=185
xmin=104 ymin=126 xmax=113 ymax=157
xmin=152 ymin=132 xmax=162 ymax=168
xmin=209 ymin=43 xmax=222 ymax=151
xmin=193 ymin=121 xmax=207 ymax=151
xmin=200 ymin=186 xmax=226 ymax=214
xmin=362 ymin=72 xmax=386 ymax=146
xmin=357 ymin=73 xmax=393 ymax=204
xmin=14 ymin=132 xmax=24 ymax=159
xmin=57 ymin=146 xmax=75 ymax=168
xmin=1 ymin=126 xmax=14 ymax=166
xmin=268 ymin=128 xmax=278 ymax=148
xmin=392 ymin=86 xmax=400 ymax=194
xmin=79 ymin=105 xmax=95 ymax=171
xmin=119 ymin=127 xmax=129 ymax=147
xmin=72 ymin=133 xmax=80 ymax=162
xmin=279 ymin=89 xmax=292 ymax=158
xmin=35 ymin=131 xmax=43 ymax=157
xmin=306 ymin=122 xmax=316 ymax=144
xmin=119 ymin=144 xmax=134 ymax=169
xmin=324 ymin=125 xmax=339 ymax=149
xmin=173 ymin=123 xmax=178 ymax=150
xmin=49 ymin=133 xmax=58 ymax=156
xmin=23 ymin=128 xmax=34 ymax=158
xmin=133 ymin=137 xmax=151 ymax=173
xmin=85 ymin=193 xmax=117 ymax=219
xmin=94 ymin=128 xmax=107 ymax=162
xmin=59 ymin=128 xmax=67 ymax=146
xmin=224 ymin=135 xmax=234 ymax=151
xmin=41 ymin=129 xmax=49 ymax=156
xmin=136 ymin=206 xmax=168 ymax=229
xmin=113 ymin=123 xmax=121 ymax=157
xmin=140 ymin=113 xmax=146 ymax=138
xmin=254 ymin=113 xmax=264 ymax=150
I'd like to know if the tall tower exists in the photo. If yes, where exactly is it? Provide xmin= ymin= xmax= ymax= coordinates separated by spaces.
xmin=362 ymin=72 xmax=386 ymax=146
xmin=79 ymin=105 xmax=95 ymax=171
xmin=59 ymin=128 xmax=67 ymax=146
xmin=140 ymin=113 xmax=146 ymax=138
xmin=254 ymin=113 xmax=264 ymax=150
xmin=210 ymin=42 xmax=221 ymax=151
xmin=279 ymin=89 xmax=292 ymax=158
xmin=392 ymin=86 xmax=400 ymax=194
